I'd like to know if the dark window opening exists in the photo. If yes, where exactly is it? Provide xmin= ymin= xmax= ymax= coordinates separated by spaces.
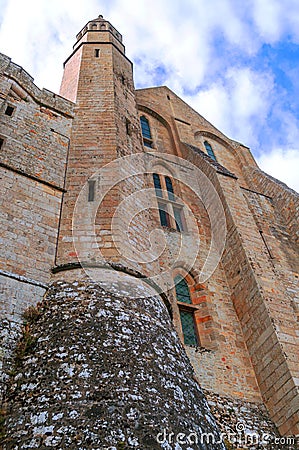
xmin=140 ymin=116 xmax=153 ymax=148
xmin=126 ymin=119 xmax=131 ymax=136
xmin=5 ymin=105 xmax=14 ymax=116
xmin=88 ymin=180 xmax=96 ymax=202
xmin=204 ymin=141 xmax=217 ymax=161
xmin=158 ymin=202 xmax=170 ymax=227
xmin=0 ymin=137 xmax=4 ymax=149
xmin=165 ymin=176 xmax=175 ymax=201
xmin=153 ymin=174 xmax=187 ymax=232
xmin=95 ymin=49 xmax=100 ymax=57
xmin=153 ymin=173 xmax=163 ymax=197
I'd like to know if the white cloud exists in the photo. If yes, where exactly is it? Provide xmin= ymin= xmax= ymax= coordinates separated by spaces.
xmin=0 ymin=0 xmax=299 ymax=191
xmin=257 ymin=148 xmax=299 ymax=192
xmin=185 ymin=67 xmax=275 ymax=148
xmin=251 ymin=0 xmax=299 ymax=43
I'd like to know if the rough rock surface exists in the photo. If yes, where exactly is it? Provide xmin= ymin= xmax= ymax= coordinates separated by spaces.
xmin=2 ymin=280 xmax=226 ymax=449
xmin=204 ymin=390 xmax=298 ymax=449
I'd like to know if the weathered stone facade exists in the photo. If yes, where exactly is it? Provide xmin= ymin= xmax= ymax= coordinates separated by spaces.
xmin=0 ymin=13 xmax=298 ymax=448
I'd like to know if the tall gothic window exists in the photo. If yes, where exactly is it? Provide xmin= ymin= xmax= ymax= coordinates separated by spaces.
xmin=140 ymin=115 xmax=153 ymax=148
xmin=174 ymin=275 xmax=199 ymax=346
xmin=204 ymin=141 xmax=217 ymax=161
xmin=153 ymin=173 xmax=186 ymax=232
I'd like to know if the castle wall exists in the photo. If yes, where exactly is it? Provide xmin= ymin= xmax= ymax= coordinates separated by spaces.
xmin=218 ymin=174 xmax=299 ymax=436
xmin=0 ymin=15 xmax=298 ymax=441
xmin=125 ymin=111 xmax=263 ymax=403
xmin=0 ymin=53 xmax=74 ymax=399
xmin=136 ymin=87 xmax=299 ymax=435
xmin=136 ymin=86 xmax=257 ymax=182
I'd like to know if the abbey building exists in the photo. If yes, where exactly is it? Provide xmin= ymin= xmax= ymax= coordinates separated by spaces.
xmin=0 ymin=14 xmax=298 ymax=448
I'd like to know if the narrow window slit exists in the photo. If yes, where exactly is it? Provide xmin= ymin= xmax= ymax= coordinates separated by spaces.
xmin=259 ymin=230 xmax=274 ymax=259
xmin=88 ymin=180 xmax=96 ymax=202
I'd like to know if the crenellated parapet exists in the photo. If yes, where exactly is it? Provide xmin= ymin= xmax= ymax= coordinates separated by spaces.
xmin=0 ymin=52 xmax=74 ymax=117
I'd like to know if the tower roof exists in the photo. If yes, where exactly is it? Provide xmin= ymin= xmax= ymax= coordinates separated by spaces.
xmin=75 ymin=14 xmax=123 ymax=45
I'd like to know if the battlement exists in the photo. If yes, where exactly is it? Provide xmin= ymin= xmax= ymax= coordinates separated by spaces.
xmin=75 ymin=14 xmax=123 ymax=44
xmin=0 ymin=52 xmax=74 ymax=117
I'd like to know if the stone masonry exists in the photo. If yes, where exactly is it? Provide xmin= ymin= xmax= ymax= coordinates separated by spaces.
xmin=0 ymin=13 xmax=298 ymax=448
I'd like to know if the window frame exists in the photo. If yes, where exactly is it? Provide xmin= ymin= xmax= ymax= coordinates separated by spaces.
xmin=4 ymin=105 xmax=15 ymax=117
xmin=204 ymin=140 xmax=217 ymax=161
xmin=0 ymin=136 xmax=5 ymax=150
xmin=140 ymin=115 xmax=153 ymax=148
xmin=174 ymin=275 xmax=200 ymax=347
xmin=179 ymin=307 xmax=199 ymax=347
xmin=153 ymin=173 xmax=186 ymax=232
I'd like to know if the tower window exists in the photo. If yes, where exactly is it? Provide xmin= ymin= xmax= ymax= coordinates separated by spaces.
xmin=204 ymin=141 xmax=217 ymax=161
xmin=165 ymin=176 xmax=175 ymax=201
xmin=95 ymin=49 xmax=100 ymax=57
xmin=153 ymin=174 xmax=186 ymax=232
xmin=153 ymin=173 xmax=163 ymax=197
xmin=158 ymin=202 xmax=170 ymax=228
xmin=174 ymin=275 xmax=199 ymax=346
xmin=5 ymin=105 xmax=14 ymax=117
xmin=88 ymin=180 xmax=96 ymax=202
xmin=0 ymin=137 xmax=4 ymax=149
xmin=140 ymin=116 xmax=153 ymax=148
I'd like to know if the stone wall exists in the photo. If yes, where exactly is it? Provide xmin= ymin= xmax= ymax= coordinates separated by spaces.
xmin=0 ymin=53 xmax=74 ymax=400
xmin=2 ymin=280 xmax=226 ymax=450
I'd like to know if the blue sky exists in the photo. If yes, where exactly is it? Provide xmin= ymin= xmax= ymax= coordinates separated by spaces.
xmin=0 ymin=0 xmax=299 ymax=191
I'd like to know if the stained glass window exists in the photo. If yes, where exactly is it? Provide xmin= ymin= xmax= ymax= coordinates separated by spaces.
xmin=204 ymin=141 xmax=217 ymax=161
xmin=179 ymin=310 xmax=198 ymax=346
xmin=140 ymin=116 xmax=152 ymax=147
xmin=174 ymin=276 xmax=192 ymax=304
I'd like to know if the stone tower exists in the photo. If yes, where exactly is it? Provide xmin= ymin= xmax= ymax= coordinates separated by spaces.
xmin=0 ymin=13 xmax=298 ymax=449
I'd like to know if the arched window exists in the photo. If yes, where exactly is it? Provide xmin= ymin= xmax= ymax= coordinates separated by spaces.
xmin=174 ymin=275 xmax=191 ymax=303
xmin=153 ymin=173 xmax=162 ymax=197
xmin=174 ymin=275 xmax=199 ymax=346
xmin=140 ymin=116 xmax=153 ymax=148
xmin=152 ymin=174 xmax=186 ymax=232
xmin=165 ymin=176 xmax=174 ymax=201
xmin=204 ymin=141 xmax=217 ymax=161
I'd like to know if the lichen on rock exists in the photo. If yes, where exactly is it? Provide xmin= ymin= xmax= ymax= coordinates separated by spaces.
xmin=2 ymin=280 xmax=226 ymax=449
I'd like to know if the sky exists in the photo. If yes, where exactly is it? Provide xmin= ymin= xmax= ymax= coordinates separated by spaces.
xmin=0 ymin=0 xmax=298 ymax=192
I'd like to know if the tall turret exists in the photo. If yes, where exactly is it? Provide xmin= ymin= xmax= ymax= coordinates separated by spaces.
xmin=56 ymin=15 xmax=155 ymax=280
